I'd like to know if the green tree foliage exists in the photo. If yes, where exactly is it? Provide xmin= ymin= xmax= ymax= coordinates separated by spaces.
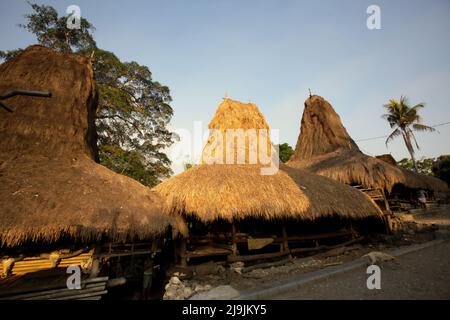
xmin=397 ymin=157 xmax=435 ymax=176
xmin=19 ymin=1 xmax=96 ymax=52
xmin=183 ymin=162 xmax=194 ymax=171
xmin=1 ymin=2 xmax=175 ymax=186
xmin=0 ymin=49 xmax=23 ymax=61
xmin=397 ymin=156 xmax=450 ymax=187
xmin=383 ymin=96 xmax=436 ymax=173
xmin=433 ymin=155 xmax=450 ymax=187
xmin=89 ymin=49 xmax=174 ymax=182
xmin=276 ymin=143 xmax=294 ymax=163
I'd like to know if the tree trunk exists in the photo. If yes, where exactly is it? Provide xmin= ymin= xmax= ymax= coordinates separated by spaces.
xmin=402 ymin=130 xmax=418 ymax=173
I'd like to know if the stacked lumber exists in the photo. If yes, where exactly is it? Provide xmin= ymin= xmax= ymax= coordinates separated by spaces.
xmin=0 ymin=268 xmax=108 ymax=300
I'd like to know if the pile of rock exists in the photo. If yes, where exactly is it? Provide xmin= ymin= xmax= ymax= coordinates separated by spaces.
xmin=163 ymin=273 xmax=213 ymax=300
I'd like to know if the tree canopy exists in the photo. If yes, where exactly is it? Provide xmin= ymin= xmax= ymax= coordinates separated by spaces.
xmin=397 ymin=155 xmax=450 ymax=187
xmin=433 ymin=155 xmax=450 ymax=187
xmin=277 ymin=143 xmax=294 ymax=163
xmin=383 ymin=96 xmax=436 ymax=172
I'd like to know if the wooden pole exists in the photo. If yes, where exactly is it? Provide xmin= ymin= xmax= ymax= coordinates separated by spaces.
xmin=180 ymin=238 xmax=187 ymax=267
xmin=381 ymin=188 xmax=393 ymax=234
xmin=282 ymin=223 xmax=292 ymax=259
xmin=381 ymin=188 xmax=392 ymax=214
xmin=231 ymin=222 xmax=238 ymax=257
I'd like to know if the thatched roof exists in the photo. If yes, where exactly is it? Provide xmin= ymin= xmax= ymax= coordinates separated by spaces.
xmin=201 ymin=99 xmax=272 ymax=165
xmin=0 ymin=46 xmax=183 ymax=247
xmin=154 ymin=98 xmax=382 ymax=223
xmin=288 ymin=95 xmax=449 ymax=193
xmin=375 ymin=154 xmax=397 ymax=166
xmin=375 ymin=153 xmax=449 ymax=193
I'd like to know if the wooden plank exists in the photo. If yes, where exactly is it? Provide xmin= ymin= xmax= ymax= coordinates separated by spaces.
xmin=78 ymin=296 xmax=102 ymax=300
xmin=185 ymin=246 xmax=231 ymax=258
xmin=227 ymin=250 xmax=290 ymax=263
xmin=289 ymin=237 xmax=363 ymax=255
xmin=3 ymin=283 xmax=106 ymax=300
xmin=26 ymin=284 xmax=107 ymax=300
xmin=54 ymin=290 xmax=108 ymax=301
xmin=274 ymin=230 xmax=353 ymax=242
xmin=242 ymin=258 xmax=291 ymax=273
xmin=97 ymin=249 xmax=160 ymax=259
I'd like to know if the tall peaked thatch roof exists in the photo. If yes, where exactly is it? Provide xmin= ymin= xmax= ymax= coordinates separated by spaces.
xmin=288 ymin=95 xmax=449 ymax=193
xmin=154 ymin=98 xmax=382 ymax=223
xmin=201 ymin=98 xmax=272 ymax=165
xmin=0 ymin=46 xmax=182 ymax=247
xmin=291 ymin=95 xmax=359 ymax=160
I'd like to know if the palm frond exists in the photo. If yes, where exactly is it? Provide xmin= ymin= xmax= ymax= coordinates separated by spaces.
xmin=413 ymin=123 xmax=436 ymax=132
xmin=381 ymin=114 xmax=399 ymax=128
xmin=385 ymin=128 xmax=401 ymax=146
xmin=408 ymin=128 xmax=420 ymax=150
xmin=410 ymin=102 xmax=425 ymax=110
xmin=399 ymin=95 xmax=409 ymax=107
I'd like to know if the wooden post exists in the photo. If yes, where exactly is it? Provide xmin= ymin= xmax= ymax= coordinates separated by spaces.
xmin=282 ymin=223 xmax=292 ymax=259
xmin=381 ymin=188 xmax=393 ymax=234
xmin=231 ymin=222 xmax=238 ymax=257
xmin=349 ymin=223 xmax=356 ymax=239
xmin=180 ymin=238 xmax=187 ymax=267
xmin=381 ymin=188 xmax=391 ymax=214
xmin=151 ymin=240 xmax=158 ymax=258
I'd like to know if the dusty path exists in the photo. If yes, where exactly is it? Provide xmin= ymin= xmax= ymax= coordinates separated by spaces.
xmin=271 ymin=240 xmax=450 ymax=300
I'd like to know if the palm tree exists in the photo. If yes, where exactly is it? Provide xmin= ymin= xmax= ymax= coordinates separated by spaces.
xmin=382 ymin=96 xmax=436 ymax=173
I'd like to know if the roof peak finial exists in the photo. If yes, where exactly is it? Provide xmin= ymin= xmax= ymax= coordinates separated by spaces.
xmin=224 ymin=91 xmax=228 ymax=99
xmin=308 ymin=88 xmax=312 ymax=98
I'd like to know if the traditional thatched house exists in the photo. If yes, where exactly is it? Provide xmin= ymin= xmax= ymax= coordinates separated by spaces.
xmin=375 ymin=154 xmax=448 ymax=208
xmin=288 ymin=95 xmax=449 ymax=212
xmin=154 ymin=98 xmax=383 ymax=265
xmin=0 ymin=46 xmax=182 ymax=299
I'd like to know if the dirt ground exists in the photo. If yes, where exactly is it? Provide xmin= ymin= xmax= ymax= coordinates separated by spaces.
xmin=272 ymin=239 xmax=450 ymax=300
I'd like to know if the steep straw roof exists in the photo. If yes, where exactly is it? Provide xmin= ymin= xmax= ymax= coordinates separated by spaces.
xmin=201 ymin=99 xmax=271 ymax=165
xmin=288 ymin=95 xmax=449 ymax=193
xmin=154 ymin=98 xmax=382 ymax=222
xmin=0 ymin=46 xmax=183 ymax=247
xmin=375 ymin=154 xmax=397 ymax=166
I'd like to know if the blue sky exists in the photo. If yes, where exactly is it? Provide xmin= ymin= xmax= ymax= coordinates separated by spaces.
xmin=1 ymin=0 xmax=449 ymax=173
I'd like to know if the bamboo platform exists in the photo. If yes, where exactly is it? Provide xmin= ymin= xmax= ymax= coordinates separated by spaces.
xmin=177 ymin=223 xmax=359 ymax=266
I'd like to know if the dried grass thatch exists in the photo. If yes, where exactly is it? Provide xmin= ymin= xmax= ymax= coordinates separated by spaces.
xmin=0 ymin=46 xmax=182 ymax=247
xmin=154 ymin=98 xmax=382 ymax=223
xmin=375 ymin=154 xmax=397 ymax=166
xmin=201 ymin=98 xmax=272 ymax=165
xmin=375 ymin=153 xmax=449 ymax=194
xmin=288 ymin=95 xmax=449 ymax=193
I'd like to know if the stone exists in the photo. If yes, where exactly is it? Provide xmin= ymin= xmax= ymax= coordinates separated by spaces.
xmin=163 ymin=287 xmax=178 ymax=300
xmin=189 ymin=285 xmax=240 ymax=300
xmin=362 ymin=251 xmax=397 ymax=265
xmin=169 ymin=276 xmax=181 ymax=285
xmin=243 ymin=268 xmax=269 ymax=279
xmin=217 ymin=265 xmax=226 ymax=274
xmin=195 ymin=261 xmax=222 ymax=276
xmin=230 ymin=262 xmax=245 ymax=274
xmin=183 ymin=287 xmax=194 ymax=299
